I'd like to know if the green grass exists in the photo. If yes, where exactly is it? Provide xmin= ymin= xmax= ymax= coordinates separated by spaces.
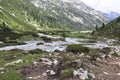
xmin=0 ymin=41 xmax=26 ymax=48
xmin=19 ymin=34 xmax=40 ymax=41
xmin=0 ymin=49 xmax=48 ymax=80
xmin=39 ymin=29 xmax=72 ymax=36
xmin=68 ymin=31 xmax=90 ymax=38
xmin=0 ymin=70 xmax=22 ymax=80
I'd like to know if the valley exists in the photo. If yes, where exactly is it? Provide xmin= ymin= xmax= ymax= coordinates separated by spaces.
xmin=0 ymin=31 xmax=120 ymax=80
xmin=0 ymin=0 xmax=120 ymax=80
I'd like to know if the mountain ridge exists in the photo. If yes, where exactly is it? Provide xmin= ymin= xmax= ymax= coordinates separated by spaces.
xmin=30 ymin=0 xmax=109 ymax=30
xmin=0 ymin=0 xmax=109 ymax=32
xmin=99 ymin=11 xmax=120 ymax=20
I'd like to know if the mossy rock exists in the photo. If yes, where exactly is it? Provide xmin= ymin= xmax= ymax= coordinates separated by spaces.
xmin=37 ymin=42 xmax=44 ymax=45
xmin=66 ymin=44 xmax=90 ymax=53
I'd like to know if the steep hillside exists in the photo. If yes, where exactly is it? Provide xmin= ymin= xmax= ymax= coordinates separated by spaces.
xmin=94 ymin=16 xmax=120 ymax=39
xmin=0 ymin=22 xmax=20 ymax=41
xmin=0 ymin=0 xmax=109 ymax=32
xmin=0 ymin=0 xmax=40 ymax=32
xmin=30 ymin=0 xmax=109 ymax=30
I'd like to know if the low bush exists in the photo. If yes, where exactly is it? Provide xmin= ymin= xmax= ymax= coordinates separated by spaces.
xmin=101 ymin=47 xmax=111 ymax=54
xmin=111 ymin=52 xmax=119 ymax=57
xmin=40 ymin=36 xmax=52 ymax=42
xmin=66 ymin=44 xmax=90 ymax=53
xmin=61 ymin=68 xmax=74 ymax=79
xmin=28 ymin=49 xmax=43 ymax=54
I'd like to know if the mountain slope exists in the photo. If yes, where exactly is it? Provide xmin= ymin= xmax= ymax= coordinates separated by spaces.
xmin=0 ymin=0 xmax=40 ymax=32
xmin=30 ymin=0 xmax=109 ymax=30
xmin=0 ymin=22 xmax=20 ymax=41
xmin=94 ymin=16 xmax=120 ymax=39
xmin=0 ymin=0 xmax=109 ymax=32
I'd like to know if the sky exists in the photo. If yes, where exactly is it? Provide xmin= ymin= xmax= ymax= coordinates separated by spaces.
xmin=80 ymin=0 xmax=120 ymax=13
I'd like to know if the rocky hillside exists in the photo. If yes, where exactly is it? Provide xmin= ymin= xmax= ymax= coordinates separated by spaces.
xmin=0 ymin=0 xmax=109 ymax=32
xmin=94 ymin=16 xmax=120 ymax=39
xmin=30 ymin=0 xmax=109 ymax=30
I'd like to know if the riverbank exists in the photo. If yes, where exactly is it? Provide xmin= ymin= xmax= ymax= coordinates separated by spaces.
xmin=0 ymin=32 xmax=120 ymax=80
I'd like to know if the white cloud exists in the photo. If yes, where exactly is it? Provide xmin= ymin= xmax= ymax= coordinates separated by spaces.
xmin=80 ymin=0 xmax=120 ymax=13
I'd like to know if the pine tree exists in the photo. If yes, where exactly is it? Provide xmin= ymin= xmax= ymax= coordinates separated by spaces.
xmin=95 ymin=25 xmax=98 ymax=31
xmin=102 ymin=23 xmax=105 ymax=28
xmin=101 ymin=23 xmax=105 ymax=30
xmin=2 ymin=22 xmax=6 ymax=27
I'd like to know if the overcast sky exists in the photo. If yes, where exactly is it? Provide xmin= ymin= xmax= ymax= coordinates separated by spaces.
xmin=80 ymin=0 xmax=120 ymax=13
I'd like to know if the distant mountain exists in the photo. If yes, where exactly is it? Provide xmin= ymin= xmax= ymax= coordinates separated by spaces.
xmin=100 ymin=11 xmax=120 ymax=20
xmin=94 ymin=16 xmax=120 ymax=39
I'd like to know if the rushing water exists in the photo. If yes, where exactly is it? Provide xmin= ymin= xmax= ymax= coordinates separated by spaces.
xmin=0 ymin=33 xmax=117 ymax=52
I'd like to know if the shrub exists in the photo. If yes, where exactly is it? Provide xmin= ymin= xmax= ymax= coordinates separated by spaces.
xmin=61 ymin=68 xmax=74 ymax=79
xmin=32 ymin=33 xmax=39 ymax=37
xmin=66 ymin=44 xmax=90 ymax=53
xmin=28 ymin=49 xmax=43 ymax=54
xmin=40 ymin=36 xmax=52 ymax=42
xmin=111 ymin=52 xmax=119 ymax=57
xmin=101 ymin=47 xmax=111 ymax=54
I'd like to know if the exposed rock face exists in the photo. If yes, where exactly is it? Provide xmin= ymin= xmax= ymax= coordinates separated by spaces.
xmin=30 ymin=0 xmax=109 ymax=30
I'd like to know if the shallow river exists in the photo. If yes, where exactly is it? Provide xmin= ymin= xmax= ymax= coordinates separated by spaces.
xmin=0 ymin=33 xmax=119 ymax=52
